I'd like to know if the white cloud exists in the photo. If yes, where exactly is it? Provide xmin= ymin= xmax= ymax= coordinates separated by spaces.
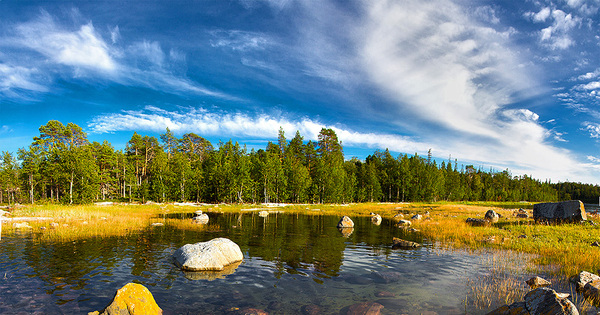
xmin=129 ymin=41 xmax=165 ymax=68
xmin=110 ymin=25 xmax=120 ymax=44
xmin=528 ymin=7 xmax=552 ymax=22
xmin=15 ymin=14 xmax=117 ymax=72
xmin=580 ymin=81 xmax=600 ymax=90
xmin=209 ymin=30 xmax=271 ymax=51
xmin=0 ymin=13 xmax=231 ymax=100
xmin=538 ymin=9 xmax=580 ymax=50
xmin=584 ymin=122 xmax=600 ymax=138
xmin=0 ymin=64 xmax=48 ymax=95
xmin=577 ymin=68 xmax=600 ymax=80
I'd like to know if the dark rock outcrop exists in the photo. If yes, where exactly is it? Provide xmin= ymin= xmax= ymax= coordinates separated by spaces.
xmin=533 ymin=200 xmax=586 ymax=223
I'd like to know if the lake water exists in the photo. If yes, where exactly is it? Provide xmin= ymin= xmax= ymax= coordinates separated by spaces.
xmin=0 ymin=213 xmax=544 ymax=314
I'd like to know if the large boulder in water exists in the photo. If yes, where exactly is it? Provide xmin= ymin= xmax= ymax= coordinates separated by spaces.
xmin=173 ymin=238 xmax=243 ymax=271
xmin=88 ymin=283 xmax=162 ymax=315
xmin=533 ymin=200 xmax=586 ymax=223
xmin=337 ymin=216 xmax=354 ymax=228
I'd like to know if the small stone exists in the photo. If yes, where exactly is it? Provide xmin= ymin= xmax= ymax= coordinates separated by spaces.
xmin=337 ymin=216 xmax=354 ymax=228
xmin=485 ymin=210 xmax=500 ymax=223
xmin=526 ymin=276 xmax=551 ymax=289
xmin=397 ymin=220 xmax=411 ymax=227
xmin=392 ymin=214 xmax=404 ymax=221
xmin=371 ymin=214 xmax=382 ymax=225
xmin=411 ymin=214 xmax=422 ymax=220
xmin=151 ymin=222 xmax=164 ymax=227
xmin=592 ymin=241 xmax=600 ymax=247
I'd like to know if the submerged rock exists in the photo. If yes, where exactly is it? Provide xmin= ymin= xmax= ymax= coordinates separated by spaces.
xmin=337 ymin=216 xmax=354 ymax=228
xmin=533 ymin=200 xmax=586 ymax=223
xmin=173 ymin=238 xmax=243 ymax=271
xmin=88 ymin=283 xmax=162 ymax=315
xmin=392 ymin=237 xmax=420 ymax=249
xmin=344 ymin=301 xmax=383 ymax=315
xmin=182 ymin=260 xmax=241 ymax=281
xmin=301 ymin=304 xmax=321 ymax=315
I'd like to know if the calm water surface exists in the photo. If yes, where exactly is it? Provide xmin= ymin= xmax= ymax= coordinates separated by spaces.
xmin=0 ymin=213 xmax=533 ymax=314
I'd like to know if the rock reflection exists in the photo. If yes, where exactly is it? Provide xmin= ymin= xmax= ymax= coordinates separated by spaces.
xmin=181 ymin=261 xmax=242 ymax=281
xmin=338 ymin=227 xmax=354 ymax=238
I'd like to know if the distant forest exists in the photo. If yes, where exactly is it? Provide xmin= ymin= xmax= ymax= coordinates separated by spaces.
xmin=0 ymin=120 xmax=599 ymax=205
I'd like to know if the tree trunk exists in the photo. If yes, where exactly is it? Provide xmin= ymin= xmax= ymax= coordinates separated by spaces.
xmin=29 ymin=174 xmax=34 ymax=204
xmin=69 ymin=172 xmax=74 ymax=204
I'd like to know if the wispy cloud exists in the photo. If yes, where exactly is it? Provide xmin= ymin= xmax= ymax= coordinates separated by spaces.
xmin=209 ymin=30 xmax=271 ymax=51
xmin=14 ymin=12 xmax=117 ymax=72
xmin=0 ymin=12 xmax=231 ymax=100
xmin=0 ymin=63 xmax=48 ymax=97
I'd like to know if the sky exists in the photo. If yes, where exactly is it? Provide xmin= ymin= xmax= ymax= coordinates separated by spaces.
xmin=1 ymin=0 xmax=600 ymax=184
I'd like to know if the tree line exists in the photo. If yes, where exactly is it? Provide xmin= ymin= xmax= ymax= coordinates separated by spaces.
xmin=0 ymin=120 xmax=597 ymax=205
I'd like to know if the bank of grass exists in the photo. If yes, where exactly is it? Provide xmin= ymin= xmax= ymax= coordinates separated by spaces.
xmin=2 ymin=201 xmax=599 ymax=276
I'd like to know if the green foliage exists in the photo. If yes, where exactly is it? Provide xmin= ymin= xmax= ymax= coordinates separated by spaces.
xmin=0 ymin=120 xmax=586 ymax=204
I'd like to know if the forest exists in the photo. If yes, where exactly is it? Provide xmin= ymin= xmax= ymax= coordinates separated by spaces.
xmin=0 ymin=120 xmax=598 ymax=205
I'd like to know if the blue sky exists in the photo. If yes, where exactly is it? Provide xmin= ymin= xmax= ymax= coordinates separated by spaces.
xmin=1 ymin=0 xmax=600 ymax=184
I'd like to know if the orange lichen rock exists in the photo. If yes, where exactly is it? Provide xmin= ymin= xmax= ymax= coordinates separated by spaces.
xmin=88 ymin=283 xmax=162 ymax=315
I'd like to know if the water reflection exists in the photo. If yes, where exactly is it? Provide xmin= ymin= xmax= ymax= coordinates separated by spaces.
xmin=0 ymin=213 xmax=536 ymax=314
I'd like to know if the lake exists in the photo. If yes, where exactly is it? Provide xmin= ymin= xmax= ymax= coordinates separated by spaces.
xmin=0 ymin=212 xmax=546 ymax=314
